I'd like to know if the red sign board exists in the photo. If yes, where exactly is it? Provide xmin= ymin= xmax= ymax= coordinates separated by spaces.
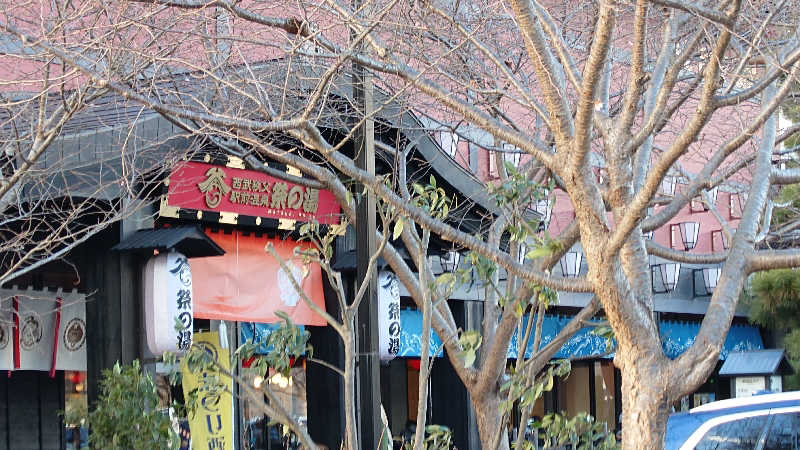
xmin=164 ymin=161 xmax=341 ymax=225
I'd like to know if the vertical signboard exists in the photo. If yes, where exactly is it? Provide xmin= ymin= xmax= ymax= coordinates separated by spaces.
xmin=181 ymin=331 xmax=233 ymax=450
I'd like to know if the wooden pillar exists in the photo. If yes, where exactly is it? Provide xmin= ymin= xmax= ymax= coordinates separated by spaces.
xmin=81 ymin=222 xmax=143 ymax=407
xmin=353 ymin=66 xmax=381 ymax=449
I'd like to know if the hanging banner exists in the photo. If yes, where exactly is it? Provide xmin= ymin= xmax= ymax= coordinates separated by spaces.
xmin=377 ymin=271 xmax=401 ymax=361
xmin=144 ymin=252 xmax=194 ymax=355
xmin=0 ymin=296 xmax=12 ymax=370
xmin=0 ymin=289 xmax=87 ymax=372
xmin=163 ymin=161 xmax=341 ymax=225
xmin=190 ymin=231 xmax=327 ymax=325
xmin=181 ymin=331 xmax=234 ymax=450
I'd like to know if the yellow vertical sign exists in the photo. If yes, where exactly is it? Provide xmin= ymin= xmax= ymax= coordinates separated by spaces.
xmin=181 ymin=331 xmax=234 ymax=450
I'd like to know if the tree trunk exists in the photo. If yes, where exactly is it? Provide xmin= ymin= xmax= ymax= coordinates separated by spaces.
xmin=618 ymin=351 xmax=671 ymax=450
xmin=473 ymin=393 xmax=510 ymax=450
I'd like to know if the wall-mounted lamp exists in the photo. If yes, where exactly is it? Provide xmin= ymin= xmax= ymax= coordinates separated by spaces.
xmin=703 ymin=267 xmax=721 ymax=294
xmin=439 ymin=250 xmax=461 ymax=273
xmin=711 ymin=229 xmax=735 ymax=251
xmin=502 ymin=143 xmax=521 ymax=167
xmin=517 ymin=244 xmax=527 ymax=265
xmin=559 ymin=251 xmax=583 ymax=277
xmin=534 ymin=197 xmax=552 ymax=230
xmin=729 ymin=192 xmax=745 ymax=219
xmin=661 ymin=176 xmax=677 ymax=196
xmin=659 ymin=263 xmax=681 ymax=292
xmin=671 ymin=222 xmax=700 ymax=250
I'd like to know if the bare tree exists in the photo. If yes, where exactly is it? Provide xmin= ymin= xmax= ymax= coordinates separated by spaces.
xmin=3 ymin=0 xmax=800 ymax=448
xmin=0 ymin=1 xmax=200 ymax=285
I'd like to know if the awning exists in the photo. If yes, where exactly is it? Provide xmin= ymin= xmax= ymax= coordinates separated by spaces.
xmin=240 ymin=322 xmax=307 ymax=355
xmin=659 ymin=321 xmax=763 ymax=360
xmin=719 ymin=349 xmax=792 ymax=377
xmin=111 ymin=225 xmax=225 ymax=258
xmin=398 ymin=309 xmax=444 ymax=357
xmin=398 ymin=310 xmax=764 ymax=361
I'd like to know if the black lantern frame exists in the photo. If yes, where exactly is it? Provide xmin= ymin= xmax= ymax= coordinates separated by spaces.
xmin=651 ymin=263 xmax=681 ymax=293
xmin=559 ymin=251 xmax=583 ymax=277
xmin=438 ymin=250 xmax=461 ymax=273
xmin=670 ymin=222 xmax=700 ymax=250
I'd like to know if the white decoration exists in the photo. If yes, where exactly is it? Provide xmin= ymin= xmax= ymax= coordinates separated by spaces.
xmin=277 ymin=263 xmax=303 ymax=307
xmin=0 ymin=288 xmax=86 ymax=372
xmin=144 ymin=252 xmax=193 ymax=355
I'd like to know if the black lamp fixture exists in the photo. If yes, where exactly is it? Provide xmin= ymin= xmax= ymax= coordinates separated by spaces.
xmin=661 ymin=176 xmax=677 ymax=196
xmin=502 ymin=143 xmax=521 ymax=167
xmin=659 ymin=263 xmax=681 ymax=292
xmin=439 ymin=250 xmax=461 ymax=273
xmin=676 ymin=221 xmax=700 ymax=250
xmin=533 ymin=197 xmax=551 ymax=229
xmin=707 ymin=187 xmax=718 ymax=207
xmin=517 ymin=243 xmax=528 ymax=265
xmin=559 ymin=251 xmax=583 ymax=277
xmin=702 ymin=266 xmax=721 ymax=294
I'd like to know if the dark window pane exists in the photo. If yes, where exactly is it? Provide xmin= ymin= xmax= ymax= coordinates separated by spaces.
xmin=764 ymin=412 xmax=800 ymax=450
xmin=695 ymin=415 xmax=769 ymax=450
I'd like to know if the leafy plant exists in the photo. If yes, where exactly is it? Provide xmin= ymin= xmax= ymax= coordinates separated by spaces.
xmin=501 ymin=360 xmax=571 ymax=414
xmin=524 ymin=412 xmax=619 ymax=450
xmin=742 ymin=269 xmax=800 ymax=389
xmin=85 ymin=360 xmax=178 ymax=450
xmin=403 ymin=424 xmax=453 ymax=450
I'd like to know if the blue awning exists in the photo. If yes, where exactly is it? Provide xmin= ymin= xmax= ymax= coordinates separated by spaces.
xmin=398 ymin=309 xmax=444 ymax=357
xmin=660 ymin=321 xmax=763 ymax=360
xmin=398 ymin=309 xmax=764 ymax=361
xmin=508 ymin=315 xmax=613 ymax=360
xmin=240 ymin=322 xmax=306 ymax=354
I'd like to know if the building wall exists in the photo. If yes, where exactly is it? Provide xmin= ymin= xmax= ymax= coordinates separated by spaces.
xmin=0 ymin=371 xmax=65 ymax=450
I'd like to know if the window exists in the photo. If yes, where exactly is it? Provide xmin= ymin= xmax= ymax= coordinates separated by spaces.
xmin=764 ymin=411 xmax=800 ymax=450
xmin=695 ymin=414 xmax=770 ymax=450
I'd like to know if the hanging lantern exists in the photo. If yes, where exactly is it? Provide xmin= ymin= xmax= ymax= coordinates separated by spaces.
xmin=559 ymin=251 xmax=583 ymax=277
xmin=703 ymin=267 xmax=722 ymax=294
xmin=659 ymin=263 xmax=682 ymax=292
xmin=377 ymin=271 xmax=401 ymax=361
xmin=143 ymin=251 xmax=193 ymax=355
xmin=678 ymin=222 xmax=700 ymax=250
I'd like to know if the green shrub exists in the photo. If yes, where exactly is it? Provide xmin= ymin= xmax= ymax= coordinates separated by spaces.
xmin=86 ymin=360 xmax=178 ymax=450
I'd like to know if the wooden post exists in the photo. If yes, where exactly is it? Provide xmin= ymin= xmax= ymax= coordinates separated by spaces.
xmin=353 ymin=58 xmax=381 ymax=449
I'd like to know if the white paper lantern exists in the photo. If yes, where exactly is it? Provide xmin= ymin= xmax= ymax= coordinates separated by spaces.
xmin=377 ymin=271 xmax=401 ymax=361
xmin=144 ymin=252 xmax=193 ymax=354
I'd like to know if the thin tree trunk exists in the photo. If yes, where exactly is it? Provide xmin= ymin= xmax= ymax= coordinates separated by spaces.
xmin=343 ymin=330 xmax=358 ymax=450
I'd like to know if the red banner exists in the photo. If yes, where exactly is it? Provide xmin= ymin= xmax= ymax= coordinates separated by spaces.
xmin=166 ymin=161 xmax=340 ymax=225
xmin=190 ymin=231 xmax=327 ymax=325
